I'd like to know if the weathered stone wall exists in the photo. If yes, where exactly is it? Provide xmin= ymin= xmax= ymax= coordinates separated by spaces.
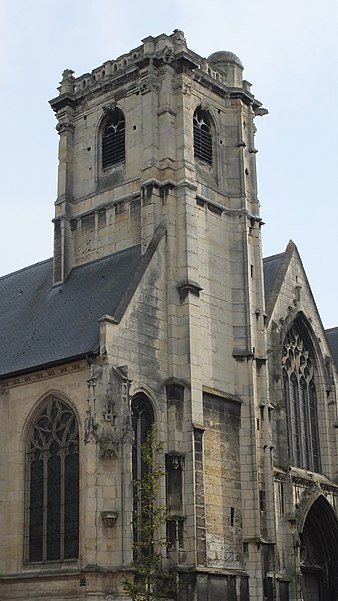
xmin=267 ymin=245 xmax=338 ymax=479
xmin=0 ymin=29 xmax=278 ymax=601
xmin=203 ymin=393 xmax=243 ymax=569
xmin=0 ymin=363 xmax=90 ymax=590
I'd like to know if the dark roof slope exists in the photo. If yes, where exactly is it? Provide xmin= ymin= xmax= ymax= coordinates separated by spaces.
xmin=0 ymin=245 xmax=142 ymax=378
xmin=263 ymin=252 xmax=285 ymax=301
xmin=325 ymin=328 xmax=338 ymax=368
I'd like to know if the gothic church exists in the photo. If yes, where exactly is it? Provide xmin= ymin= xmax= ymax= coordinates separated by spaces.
xmin=1 ymin=30 xmax=338 ymax=601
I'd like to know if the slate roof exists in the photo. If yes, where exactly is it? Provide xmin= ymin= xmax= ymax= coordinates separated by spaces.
xmin=2 ymin=231 xmax=337 ymax=377
xmin=0 ymin=245 xmax=143 ymax=378
xmin=263 ymin=251 xmax=285 ymax=301
xmin=325 ymin=328 xmax=338 ymax=368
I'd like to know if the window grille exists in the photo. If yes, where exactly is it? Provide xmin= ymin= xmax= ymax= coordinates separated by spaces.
xmin=102 ymin=109 xmax=125 ymax=169
xmin=25 ymin=397 xmax=79 ymax=563
xmin=282 ymin=324 xmax=320 ymax=472
xmin=193 ymin=107 xmax=213 ymax=166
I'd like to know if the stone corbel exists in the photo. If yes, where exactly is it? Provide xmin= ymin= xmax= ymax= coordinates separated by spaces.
xmin=56 ymin=119 xmax=75 ymax=135
xmin=101 ymin=511 xmax=119 ymax=527
xmin=177 ymin=279 xmax=203 ymax=299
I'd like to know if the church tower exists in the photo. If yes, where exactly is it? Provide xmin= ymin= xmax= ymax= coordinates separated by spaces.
xmin=3 ymin=29 xmax=338 ymax=601
xmin=49 ymin=30 xmax=271 ymax=600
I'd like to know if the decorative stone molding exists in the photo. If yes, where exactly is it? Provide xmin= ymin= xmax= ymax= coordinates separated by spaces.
xmin=166 ymin=453 xmax=185 ymax=470
xmin=173 ymin=80 xmax=192 ymax=96
xmin=96 ymin=426 xmax=121 ymax=458
xmin=84 ymin=373 xmax=98 ymax=444
xmin=84 ymin=364 xmax=133 ymax=458
xmin=162 ymin=46 xmax=174 ymax=64
xmin=300 ymin=531 xmax=322 ymax=569
xmin=0 ymin=387 xmax=8 ymax=401
xmin=101 ymin=511 xmax=119 ymax=527
xmin=56 ymin=120 xmax=75 ymax=134
xmin=139 ymin=76 xmax=161 ymax=95
xmin=172 ymin=29 xmax=187 ymax=51
xmin=58 ymin=69 xmax=75 ymax=94
xmin=103 ymin=98 xmax=117 ymax=113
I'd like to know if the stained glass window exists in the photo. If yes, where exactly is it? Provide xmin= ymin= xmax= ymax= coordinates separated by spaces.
xmin=282 ymin=324 xmax=321 ymax=472
xmin=25 ymin=397 xmax=79 ymax=562
xmin=131 ymin=394 xmax=154 ymax=558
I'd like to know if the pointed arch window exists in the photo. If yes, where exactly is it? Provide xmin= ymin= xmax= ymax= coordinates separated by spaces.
xmin=282 ymin=324 xmax=321 ymax=472
xmin=25 ymin=397 xmax=79 ymax=563
xmin=193 ymin=107 xmax=213 ymax=166
xmin=101 ymin=108 xmax=125 ymax=169
xmin=131 ymin=394 xmax=154 ymax=557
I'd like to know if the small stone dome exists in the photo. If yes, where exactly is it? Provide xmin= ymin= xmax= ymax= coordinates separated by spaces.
xmin=208 ymin=50 xmax=243 ymax=71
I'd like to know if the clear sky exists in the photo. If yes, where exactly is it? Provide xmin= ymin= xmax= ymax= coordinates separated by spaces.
xmin=1 ymin=0 xmax=338 ymax=327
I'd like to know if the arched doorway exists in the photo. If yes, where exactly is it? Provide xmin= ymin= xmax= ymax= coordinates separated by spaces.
xmin=300 ymin=496 xmax=338 ymax=601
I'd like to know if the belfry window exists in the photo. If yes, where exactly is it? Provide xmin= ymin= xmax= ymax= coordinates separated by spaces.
xmin=193 ymin=107 xmax=213 ymax=166
xmin=282 ymin=324 xmax=320 ymax=472
xmin=25 ymin=397 xmax=79 ymax=563
xmin=101 ymin=108 xmax=125 ymax=169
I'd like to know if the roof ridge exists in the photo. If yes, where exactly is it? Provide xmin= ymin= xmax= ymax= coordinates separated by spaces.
xmin=0 ymin=245 xmax=142 ymax=285
xmin=263 ymin=251 xmax=286 ymax=263
xmin=0 ymin=257 xmax=53 ymax=282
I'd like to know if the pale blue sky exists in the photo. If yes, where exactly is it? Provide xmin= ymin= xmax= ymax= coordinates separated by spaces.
xmin=1 ymin=0 xmax=338 ymax=327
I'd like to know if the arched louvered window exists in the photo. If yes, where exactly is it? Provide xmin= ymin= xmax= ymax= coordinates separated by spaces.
xmin=282 ymin=324 xmax=321 ymax=472
xmin=193 ymin=107 xmax=213 ymax=166
xmin=131 ymin=394 xmax=154 ymax=557
xmin=25 ymin=397 xmax=79 ymax=563
xmin=101 ymin=108 xmax=125 ymax=169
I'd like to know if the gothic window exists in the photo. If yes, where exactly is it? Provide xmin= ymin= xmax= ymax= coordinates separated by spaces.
xmin=25 ymin=397 xmax=79 ymax=563
xmin=101 ymin=108 xmax=125 ymax=169
xmin=131 ymin=394 xmax=154 ymax=556
xmin=193 ymin=107 xmax=213 ymax=166
xmin=282 ymin=324 xmax=321 ymax=472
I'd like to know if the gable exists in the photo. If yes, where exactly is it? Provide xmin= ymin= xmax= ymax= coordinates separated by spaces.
xmin=264 ymin=242 xmax=337 ymax=369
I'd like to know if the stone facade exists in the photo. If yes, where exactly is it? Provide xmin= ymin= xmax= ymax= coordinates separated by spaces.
xmin=0 ymin=30 xmax=338 ymax=601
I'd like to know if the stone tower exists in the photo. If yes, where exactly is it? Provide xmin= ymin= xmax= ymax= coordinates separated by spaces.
xmin=3 ymin=29 xmax=338 ymax=601
xmin=49 ymin=30 xmax=271 ymax=599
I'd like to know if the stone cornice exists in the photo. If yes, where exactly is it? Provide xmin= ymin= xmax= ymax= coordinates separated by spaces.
xmin=0 ymin=359 xmax=88 ymax=389
xmin=49 ymin=31 xmax=266 ymax=116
